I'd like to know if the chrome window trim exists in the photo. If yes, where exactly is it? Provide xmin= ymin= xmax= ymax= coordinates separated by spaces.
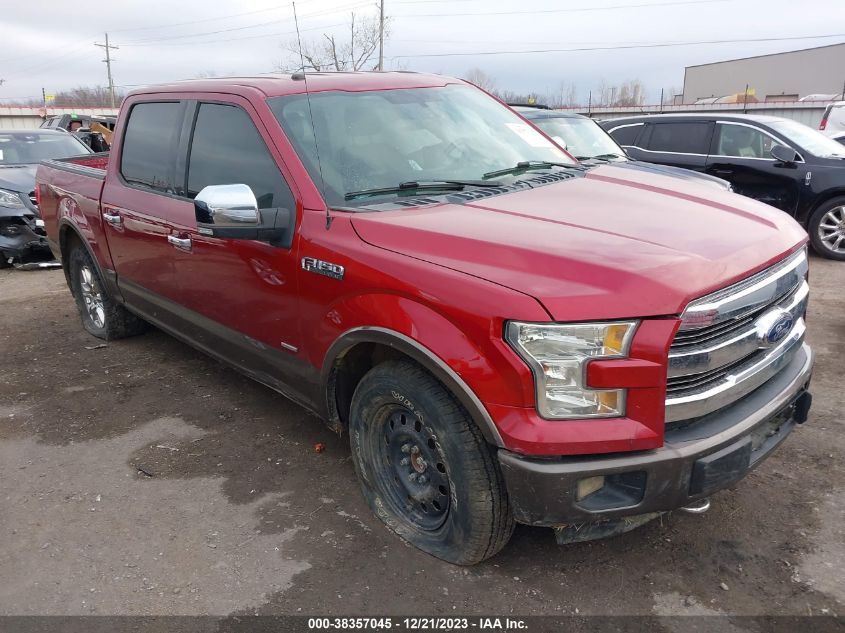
xmin=668 ymin=280 xmax=808 ymax=378
xmin=665 ymin=320 xmax=806 ymax=422
xmin=678 ymin=248 xmax=807 ymax=331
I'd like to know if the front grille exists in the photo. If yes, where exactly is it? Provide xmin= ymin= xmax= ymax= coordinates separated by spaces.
xmin=665 ymin=249 xmax=809 ymax=423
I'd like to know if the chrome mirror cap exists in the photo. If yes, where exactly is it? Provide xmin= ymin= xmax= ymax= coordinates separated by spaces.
xmin=195 ymin=184 xmax=259 ymax=226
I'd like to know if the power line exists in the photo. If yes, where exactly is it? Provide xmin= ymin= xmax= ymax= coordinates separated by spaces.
xmin=120 ymin=21 xmax=350 ymax=47
xmin=110 ymin=4 xmax=291 ymax=33
xmin=121 ymin=1 xmax=372 ymax=45
xmin=391 ymin=0 xmax=730 ymax=18
xmin=389 ymin=33 xmax=845 ymax=59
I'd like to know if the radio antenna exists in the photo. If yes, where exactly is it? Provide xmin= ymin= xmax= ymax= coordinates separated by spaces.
xmin=292 ymin=1 xmax=332 ymax=229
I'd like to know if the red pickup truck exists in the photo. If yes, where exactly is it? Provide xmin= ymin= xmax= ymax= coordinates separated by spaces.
xmin=36 ymin=73 xmax=814 ymax=565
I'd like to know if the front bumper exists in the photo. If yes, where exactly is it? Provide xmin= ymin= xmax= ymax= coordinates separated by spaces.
xmin=498 ymin=343 xmax=813 ymax=526
xmin=0 ymin=222 xmax=50 ymax=262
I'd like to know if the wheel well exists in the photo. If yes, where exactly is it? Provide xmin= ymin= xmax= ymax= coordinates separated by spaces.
xmin=327 ymin=342 xmax=405 ymax=433
xmin=805 ymin=191 xmax=845 ymax=225
xmin=58 ymin=225 xmax=83 ymax=287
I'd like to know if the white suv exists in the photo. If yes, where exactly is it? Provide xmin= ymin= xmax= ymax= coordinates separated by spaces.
xmin=820 ymin=102 xmax=845 ymax=144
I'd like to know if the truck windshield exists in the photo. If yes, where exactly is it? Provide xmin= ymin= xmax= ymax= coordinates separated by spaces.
xmin=0 ymin=132 xmax=91 ymax=166
xmin=269 ymin=84 xmax=574 ymax=206
xmin=529 ymin=116 xmax=626 ymax=161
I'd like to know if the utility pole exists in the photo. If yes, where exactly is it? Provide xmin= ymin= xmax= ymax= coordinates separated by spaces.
xmin=377 ymin=0 xmax=384 ymax=71
xmin=95 ymin=33 xmax=118 ymax=108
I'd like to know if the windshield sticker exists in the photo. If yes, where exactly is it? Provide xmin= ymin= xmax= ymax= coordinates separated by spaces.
xmin=505 ymin=123 xmax=555 ymax=149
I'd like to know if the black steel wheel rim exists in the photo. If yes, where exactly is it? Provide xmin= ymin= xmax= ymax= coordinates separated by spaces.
xmin=375 ymin=405 xmax=451 ymax=531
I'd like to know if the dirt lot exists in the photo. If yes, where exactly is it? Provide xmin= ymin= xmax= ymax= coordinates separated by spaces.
xmin=0 ymin=258 xmax=842 ymax=622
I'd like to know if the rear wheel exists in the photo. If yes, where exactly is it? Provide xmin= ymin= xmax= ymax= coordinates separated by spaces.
xmin=68 ymin=245 xmax=147 ymax=340
xmin=808 ymin=197 xmax=845 ymax=260
xmin=349 ymin=360 xmax=514 ymax=565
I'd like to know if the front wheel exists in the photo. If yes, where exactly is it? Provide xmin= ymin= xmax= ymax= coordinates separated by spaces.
xmin=349 ymin=360 xmax=514 ymax=565
xmin=808 ymin=197 xmax=845 ymax=260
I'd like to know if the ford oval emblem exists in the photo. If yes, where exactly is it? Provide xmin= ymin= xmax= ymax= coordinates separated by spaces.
xmin=765 ymin=313 xmax=794 ymax=345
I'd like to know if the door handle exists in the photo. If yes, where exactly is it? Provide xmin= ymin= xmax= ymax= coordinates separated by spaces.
xmin=102 ymin=211 xmax=122 ymax=226
xmin=167 ymin=235 xmax=192 ymax=251
xmin=712 ymin=169 xmax=733 ymax=175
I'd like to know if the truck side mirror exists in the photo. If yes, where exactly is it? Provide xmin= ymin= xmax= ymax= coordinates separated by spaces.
xmin=194 ymin=184 xmax=290 ymax=245
xmin=770 ymin=144 xmax=799 ymax=165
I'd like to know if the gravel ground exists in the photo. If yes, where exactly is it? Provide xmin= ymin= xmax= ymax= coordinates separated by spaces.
xmin=0 ymin=258 xmax=842 ymax=624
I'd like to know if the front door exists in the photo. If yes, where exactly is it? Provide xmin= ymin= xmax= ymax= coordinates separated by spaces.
xmin=171 ymin=98 xmax=308 ymax=400
xmin=705 ymin=122 xmax=805 ymax=215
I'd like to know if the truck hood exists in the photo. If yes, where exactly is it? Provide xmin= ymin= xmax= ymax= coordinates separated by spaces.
xmin=350 ymin=164 xmax=808 ymax=321
xmin=614 ymin=160 xmax=730 ymax=190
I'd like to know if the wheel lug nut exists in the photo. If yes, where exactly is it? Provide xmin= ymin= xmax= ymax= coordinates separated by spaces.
xmin=400 ymin=457 xmax=409 ymax=466
xmin=408 ymin=473 xmax=418 ymax=482
xmin=401 ymin=444 xmax=410 ymax=453
xmin=418 ymin=475 xmax=427 ymax=484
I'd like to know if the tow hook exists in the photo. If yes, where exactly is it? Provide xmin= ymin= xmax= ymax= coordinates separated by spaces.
xmin=680 ymin=498 xmax=711 ymax=514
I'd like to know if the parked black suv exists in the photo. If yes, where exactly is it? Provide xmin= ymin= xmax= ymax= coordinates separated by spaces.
xmin=601 ymin=114 xmax=845 ymax=260
xmin=514 ymin=107 xmax=732 ymax=191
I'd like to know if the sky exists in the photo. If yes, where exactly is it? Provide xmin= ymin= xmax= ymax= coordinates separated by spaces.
xmin=1 ymin=0 xmax=843 ymax=105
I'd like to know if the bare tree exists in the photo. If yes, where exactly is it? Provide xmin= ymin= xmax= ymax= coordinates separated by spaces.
xmin=549 ymin=81 xmax=577 ymax=108
xmin=463 ymin=68 xmax=497 ymax=93
xmin=278 ymin=12 xmax=389 ymax=72
xmin=595 ymin=79 xmax=646 ymax=106
xmin=10 ymin=86 xmax=126 ymax=108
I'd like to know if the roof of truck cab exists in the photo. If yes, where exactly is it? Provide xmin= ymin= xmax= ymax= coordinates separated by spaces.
xmin=127 ymin=72 xmax=464 ymax=99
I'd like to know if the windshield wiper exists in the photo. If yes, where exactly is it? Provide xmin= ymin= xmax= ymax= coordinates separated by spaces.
xmin=344 ymin=179 xmax=503 ymax=201
xmin=482 ymin=160 xmax=575 ymax=179
xmin=593 ymin=153 xmax=626 ymax=160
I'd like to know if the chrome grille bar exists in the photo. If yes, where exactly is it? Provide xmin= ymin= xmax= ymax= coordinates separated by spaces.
xmin=665 ymin=248 xmax=808 ymax=424
xmin=677 ymin=248 xmax=807 ymax=331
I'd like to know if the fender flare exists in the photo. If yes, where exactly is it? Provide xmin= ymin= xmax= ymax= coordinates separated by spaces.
xmin=321 ymin=326 xmax=505 ymax=447
xmin=58 ymin=219 xmax=122 ymax=301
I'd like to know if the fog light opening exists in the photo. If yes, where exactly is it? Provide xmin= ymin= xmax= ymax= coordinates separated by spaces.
xmin=576 ymin=475 xmax=606 ymax=501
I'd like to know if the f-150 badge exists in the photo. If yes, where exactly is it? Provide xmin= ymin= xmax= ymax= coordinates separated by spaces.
xmin=301 ymin=256 xmax=345 ymax=280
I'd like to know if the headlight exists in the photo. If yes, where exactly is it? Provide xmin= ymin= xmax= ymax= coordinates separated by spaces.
xmin=0 ymin=188 xmax=25 ymax=209
xmin=506 ymin=321 xmax=638 ymax=419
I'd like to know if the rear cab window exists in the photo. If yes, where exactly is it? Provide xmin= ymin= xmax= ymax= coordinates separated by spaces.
xmin=119 ymin=101 xmax=185 ymax=193
xmin=644 ymin=122 xmax=713 ymax=154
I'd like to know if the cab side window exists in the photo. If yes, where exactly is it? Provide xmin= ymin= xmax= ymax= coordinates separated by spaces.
xmin=715 ymin=124 xmax=777 ymax=159
xmin=120 ymin=102 xmax=184 ymax=193
xmin=186 ymin=103 xmax=294 ymax=211
xmin=645 ymin=122 xmax=712 ymax=154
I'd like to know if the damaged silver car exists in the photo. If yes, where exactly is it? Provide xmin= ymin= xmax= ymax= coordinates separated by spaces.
xmin=1 ymin=130 xmax=92 ymax=268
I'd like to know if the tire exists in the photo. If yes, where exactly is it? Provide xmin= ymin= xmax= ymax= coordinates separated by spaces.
xmin=808 ymin=197 xmax=845 ymax=261
xmin=349 ymin=359 xmax=514 ymax=565
xmin=68 ymin=245 xmax=148 ymax=340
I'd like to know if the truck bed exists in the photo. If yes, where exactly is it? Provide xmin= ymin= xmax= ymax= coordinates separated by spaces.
xmin=36 ymin=152 xmax=111 ymax=265
xmin=42 ymin=152 xmax=109 ymax=179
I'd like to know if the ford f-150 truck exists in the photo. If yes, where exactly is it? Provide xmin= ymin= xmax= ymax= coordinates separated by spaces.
xmin=35 ymin=73 xmax=814 ymax=565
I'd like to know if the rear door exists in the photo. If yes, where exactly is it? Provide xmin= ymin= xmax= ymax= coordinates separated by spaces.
xmin=705 ymin=121 xmax=805 ymax=214
xmin=636 ymin=120 xmax=713 ymax=171
xmin=101 ymin=99 xmax=196 ymax=321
